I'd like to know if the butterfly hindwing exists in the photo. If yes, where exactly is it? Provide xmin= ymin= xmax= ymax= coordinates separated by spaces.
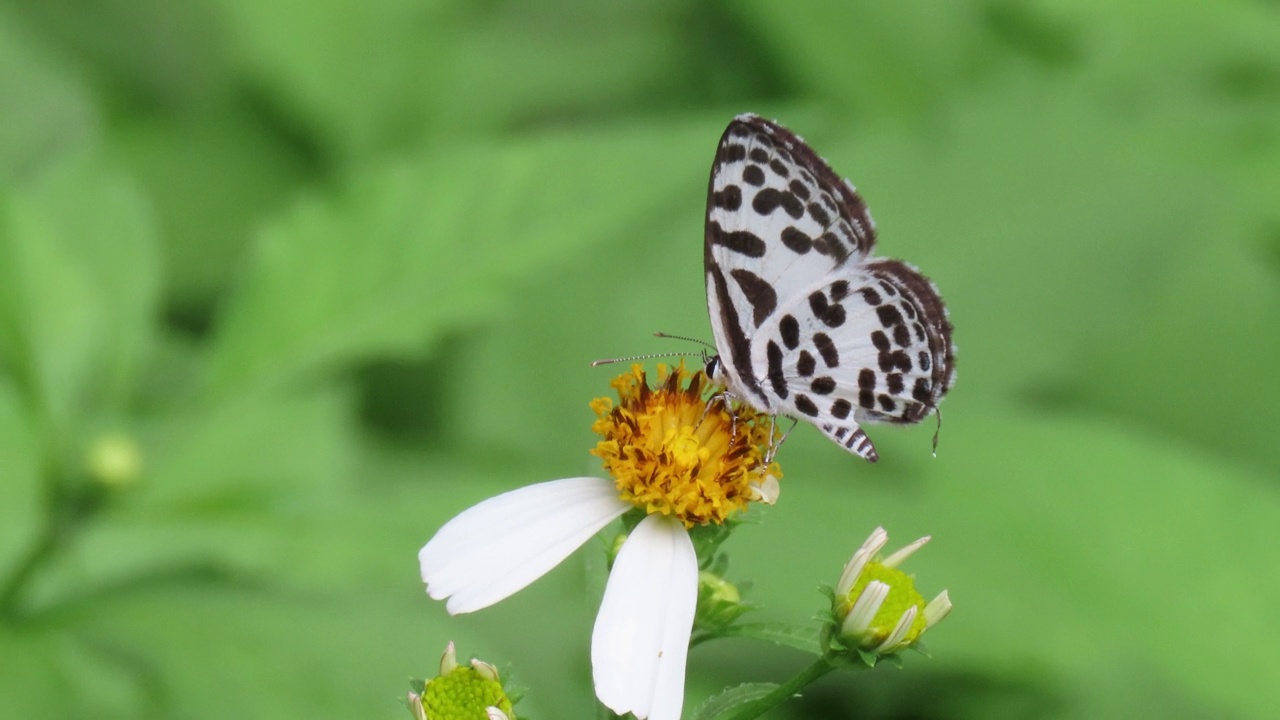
xmin=745 ymin=261 xmax=953 ymax=462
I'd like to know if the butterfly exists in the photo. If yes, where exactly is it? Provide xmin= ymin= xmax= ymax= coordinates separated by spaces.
xmin=704 ymin=114 xmax=956 ymax=463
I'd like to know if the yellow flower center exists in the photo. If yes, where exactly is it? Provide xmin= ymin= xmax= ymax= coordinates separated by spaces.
xmin=422 ymin=666 xmax=513 ymax=719
xmin=590 ymin=363 xmax=781 ymax=527
xmin=839 ymin=562 xmax=929 ymax=649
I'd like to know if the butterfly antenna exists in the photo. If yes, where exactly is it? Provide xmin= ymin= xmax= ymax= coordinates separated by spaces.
xmin=590 ymin=352 xmax=697 ymax=367
xmin=653 ymin=331 xmax=717 ymax=350
xmin=931 ymin=406 xmax=944 ymax=458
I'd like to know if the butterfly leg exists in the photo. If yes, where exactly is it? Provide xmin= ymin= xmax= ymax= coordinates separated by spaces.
xmin=700 ymin=386 xmax=745 ymax=444
xmin=764 ymin=416 xmax=799 ymax=464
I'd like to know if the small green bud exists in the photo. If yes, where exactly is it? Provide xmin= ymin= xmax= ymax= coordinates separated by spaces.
xmin=86 ymin=433 xmax=142 ymax=489
xmin=832 ymin=527 xmax=951 ymax=656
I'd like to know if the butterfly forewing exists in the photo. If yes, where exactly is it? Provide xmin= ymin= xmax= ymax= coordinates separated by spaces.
xmin=705 ymin=115 xmax=878 ymax=409
xmin=704 ymin=114 xmax=955 ymax=462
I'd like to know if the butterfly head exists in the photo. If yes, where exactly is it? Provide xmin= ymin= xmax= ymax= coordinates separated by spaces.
xmin=705 ymin=352 xmax=738 ymax=392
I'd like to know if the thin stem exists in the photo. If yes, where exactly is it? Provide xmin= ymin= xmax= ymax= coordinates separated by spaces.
xmin=0 ymin=471 xmax=97 ymax=620
xmin=722 ymin=657 xmax=837 ymax=720
xmin=0 ymin=512 xmax=62 ymax=618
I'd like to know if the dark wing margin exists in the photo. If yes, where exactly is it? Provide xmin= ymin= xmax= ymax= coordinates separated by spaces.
xmin=864 ymin=259 xmax=956 ymax=420
xmin=732 ymin=114 xmax=877 ymax=259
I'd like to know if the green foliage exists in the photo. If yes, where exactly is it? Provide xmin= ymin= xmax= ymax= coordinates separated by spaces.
xmin=0 ymin=1 xmax=1277 ymax=718
xmin=691 ymin=682 xmax=781 ymax=720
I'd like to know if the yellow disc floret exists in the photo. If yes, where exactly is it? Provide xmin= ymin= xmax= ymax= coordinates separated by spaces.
xmin=422 ymin=665 xmax=513 ymax=720
xmin=590 ymin=363 xmax=781 ymax=527
xmin=837 ymin=562 xmax=929 ymax=650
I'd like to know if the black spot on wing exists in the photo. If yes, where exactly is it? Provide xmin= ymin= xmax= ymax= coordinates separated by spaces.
xmin=812 ymin=233 xmax=850 ymax=264
xmin=861 ymin=288 xmax=882 ymax=306
xmin=781 ymin=226 xmax=812 ymax=254
xmin=831 ymin=399 xmax=852 ymax=419
xmin=871 ymin=331 xmax=890 ymax=351
xmin=886 ymin=373 xmax=904 ymax=394
xmin=780 ymin=314 xmax=800 ymax=350
xmin=711 ymin=230 xmax=766 ymax=258
xmin=704 ymin=264 xmax=765 ymax=406
xmin=743 ymin=165 xmax=765 ymax=186
xmin=753 ymin=189 xmax=805 ymax=219
xmin=788 ymin=179 xmax=810 ymax=200
xmin=749 ymin=148 xmax=769 ymax=163
xmin=810 ymin=376 xmax=836 ymax=395
xmin=807 ymin=291 xmax=846 ymax=327
xmin=808 ymin=202 xmax=831 ymax=227
xmin=858 ymin=368 xmax=876 ymax=389
xmin=794 ymin=394 xmax=819 ymax=417
xmin=893 ymin=324 xmax=911 ymax=347
xmin=913 ymin=377 xmax=932 ymax=403
xmin=729 ymin=269 xmax=777 ymax=328
xmin=712 ymin=184 xmax=742 ymax=211
xmin=767 ymin=341 xmax=789 ymax=399
xmin=769 ymin=159 xmax=790 ymax=177
xmin=797 ymin=350 xmax=815 ymax=377
xmin=878 ymin=350 xmax=912 ymax=373
xmin=876 ymin=305 xmax=903 ymax=328
xmin=813 ymin=332 xmax=839 ymax=367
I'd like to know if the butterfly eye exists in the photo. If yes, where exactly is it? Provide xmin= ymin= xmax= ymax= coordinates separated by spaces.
xmin=705 ymin=355 xmax=721 ymax=381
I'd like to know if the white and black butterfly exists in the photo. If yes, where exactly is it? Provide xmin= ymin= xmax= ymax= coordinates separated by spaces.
xmin=704 ymin=114 xmax=956 ymax=463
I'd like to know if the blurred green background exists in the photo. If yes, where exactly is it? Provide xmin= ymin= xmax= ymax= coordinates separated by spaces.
xmin=2 ymin=1 xmax=1278 ymax=717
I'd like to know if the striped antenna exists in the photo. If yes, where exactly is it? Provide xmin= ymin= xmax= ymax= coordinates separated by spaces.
xmin=652 ymin=331 xmax=716 ymax=349
xmin=590 ymin=351 xmax=698 ymax=367
xmin=591 ymin=332 xmax=715 ymax=367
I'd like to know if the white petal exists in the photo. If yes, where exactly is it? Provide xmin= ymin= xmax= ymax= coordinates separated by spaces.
xmin=924 ymin=590 xmax=952 ymax=628
xmin=841 ymin=579 xmax=889 ymax=637
xmin=875 ymin=605 xmax=918 ymax=654
xmin=836 ymin=527 xmax=888 ymax=597
xmin=419 ymin=477 xmax=629 ymax=613
xmin=592 ymin=514 xmax=697 ymax=720
xmin=749 ymin=473 xmax=780 ymax=505
xmin=882 ymin=535 xmax=931 ymax=569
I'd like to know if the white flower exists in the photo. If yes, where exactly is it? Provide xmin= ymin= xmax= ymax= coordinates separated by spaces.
xmin=419 ymin=365 xmax=779 ymax=719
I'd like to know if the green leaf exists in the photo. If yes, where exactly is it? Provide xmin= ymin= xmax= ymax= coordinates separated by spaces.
xmin=716 ymin=622 xmax=822 ymax=655
xmin=214 ymin=0 xmax=697 ymax=159
xmin=0 ymin=380 xmax=40 ymax=580
xmin=7 ymin=0 xmax=236 ymax=111
xmin=691 ymin=682 xmax=781 ymax=720
xmin=728 ymin=407 xmax=1280 ymax=717
xmin=30 ymin=386 xmax=360 ymax=602
xmin=110 ymin=108 xmax=312 ymax=311
xmin=1063 ymin=233 xmax=1280 ymax=471
xmin=730 ymin=2 xmax=982 ymax=118
xmin=0 ymin=11 xmax=100 ymax=181
xmin=205 ymin=116 xmax=709 ymax=398
xmin=0 ymin=153 xmax=160 ymax=438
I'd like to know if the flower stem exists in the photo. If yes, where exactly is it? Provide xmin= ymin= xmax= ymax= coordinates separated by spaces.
xmin=0 ymin=513 xmax=62 ymax=619
xmin=722 ymin=657 xmax=837 ymax=720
